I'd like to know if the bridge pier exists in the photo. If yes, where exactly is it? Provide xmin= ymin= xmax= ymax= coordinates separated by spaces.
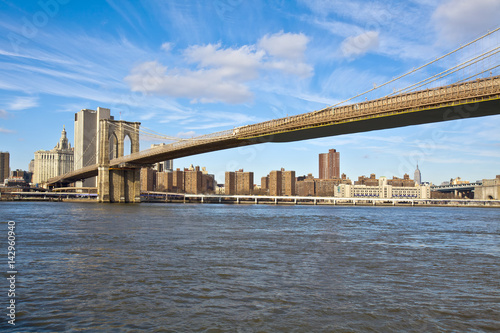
xmin=97 ymin=119 xmax=142 ymax=203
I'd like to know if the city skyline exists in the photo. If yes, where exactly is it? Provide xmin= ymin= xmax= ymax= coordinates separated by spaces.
xmin=1 ymin=1 xmax=499 ymax=184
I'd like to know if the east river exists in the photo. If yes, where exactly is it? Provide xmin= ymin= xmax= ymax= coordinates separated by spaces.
xmin=0 ymin=202 xmax=499 ymax=332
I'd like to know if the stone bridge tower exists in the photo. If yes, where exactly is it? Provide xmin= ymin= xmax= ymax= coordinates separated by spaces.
xmin=97 ymin=119 xmax=142 ymax=203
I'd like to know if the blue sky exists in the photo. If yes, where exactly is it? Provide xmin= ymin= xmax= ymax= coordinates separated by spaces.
xmin=0 ymin=0 xmax=499 ymax=185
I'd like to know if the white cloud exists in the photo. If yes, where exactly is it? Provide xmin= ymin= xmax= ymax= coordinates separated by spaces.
xmin=161 ymin=42 xmax=173 ymax=52
xmin=125 ymin=33 xmax=314 ymax=104
xmin=433 ymin=0 xmax=500 ymax=43
xmin=185 ymin=43 xmax=264 ymax=81
xmin=0 ymin=109 xmax=8 ymax=118
xmin=177 ymin=131 xmax=196 ymax=138
xmin=125 ymin=61 xmax=254 ymax=104
xmin=8 ymin=96 xmax=38 ymax=110
xmin=0 ymin=127 xmax=15 ymax=134
xmin=258 ymin=31 xmax=310 ymax=60
xmin=341 ymin=31 xmax=379 ymax=58
xmin=264 ymin=60 xmax=313 ymax=78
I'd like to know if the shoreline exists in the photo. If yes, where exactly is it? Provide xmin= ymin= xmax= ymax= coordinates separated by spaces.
xmin=2 ymin=197 xmax=500 ymax=208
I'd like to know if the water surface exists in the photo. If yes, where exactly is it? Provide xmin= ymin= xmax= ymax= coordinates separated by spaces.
xmin=1 ymin=202 xmax=499 ymax=332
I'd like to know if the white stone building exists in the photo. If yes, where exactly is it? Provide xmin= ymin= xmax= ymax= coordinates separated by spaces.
xmin=335 ymin=176 xmax=431 ymax=199
xmin=33 ymin=126 xmax=74 ymax=185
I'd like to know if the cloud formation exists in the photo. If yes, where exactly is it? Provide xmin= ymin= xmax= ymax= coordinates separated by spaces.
xmin=433 ymin=0 xmax=500 ymax=43
xmin=125 ymin=32 xmax=313 ymax=104
xmin=8 ymin=96 xmax=38 ymax=110
xmin=0 ymin=127 xmax=15 ymax=134
xmin=341 ymin=31 xmax=379 ymax=58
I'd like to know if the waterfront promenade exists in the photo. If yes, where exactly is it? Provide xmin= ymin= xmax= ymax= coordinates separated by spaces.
xmin=3 ymin=190 xmax=500 ymax=207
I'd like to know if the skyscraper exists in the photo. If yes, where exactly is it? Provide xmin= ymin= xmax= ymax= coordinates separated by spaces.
xmin=319 ymin=149 xmax=340 ymax=179
xmin=74 ymin=107 xmax=113 ymax=187
xmin=414 ymin=163 xmax=421 ymax=185
xmin=0 ymin=152 xmax=9 ymax=183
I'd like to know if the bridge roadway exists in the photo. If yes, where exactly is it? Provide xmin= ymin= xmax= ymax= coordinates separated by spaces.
xmin=48 ymin=75 xmax=500 ymax=185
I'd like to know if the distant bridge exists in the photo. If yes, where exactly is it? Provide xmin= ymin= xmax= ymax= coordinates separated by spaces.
xmin=431 ymin=182 xmax=482 ymax=192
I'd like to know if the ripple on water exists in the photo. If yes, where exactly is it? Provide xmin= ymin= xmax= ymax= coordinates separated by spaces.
xmin=0 ymin=202 xmax=499 ymax=331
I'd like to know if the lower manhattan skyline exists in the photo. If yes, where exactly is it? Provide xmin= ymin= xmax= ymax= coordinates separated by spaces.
xmin=1 ymin=0 xmax=499 ymax=185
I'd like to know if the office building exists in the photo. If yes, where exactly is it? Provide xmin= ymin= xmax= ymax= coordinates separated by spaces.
xmin=414 ymin=164 xmax=421 ymax=185
xmin=0 ymin=152 xmax=9 ymax=184
xmin=74 ymin=107 xmax=113 ymax=187
xmin=33 ymin=126 xmax=74 ymax=185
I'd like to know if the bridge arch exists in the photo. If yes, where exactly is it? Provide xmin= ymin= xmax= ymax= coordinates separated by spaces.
xmin=97 ymin=119 xmax=141 ymax=203
xmin=123 ymin=133 xmax=132 ymax=156
xmin=109 ymin=132 xmax=118 ymax=160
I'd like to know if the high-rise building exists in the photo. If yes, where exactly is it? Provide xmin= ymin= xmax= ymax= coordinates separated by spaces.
xmin=282 ymin=169 xmax=296 ymax=196
xmin=319 ymin=149 xmax=340 ymax=179
xmin=140 ymin=167 xmax=157 ymax=192
xmin=172 ymin=168 xmax=184 ymax=193
xmin=225 ymin=171 xmax=236 ymax=195
xmin=225 ymin=169 xmax=253 ymax=195
xmin=28 ymin=159 xmax=35 ymax=173
xmin=74 ymin=107 xmax=113 ymax=187
xmin=33 ymin=126 xmax=74 ymax=185
xmin=269 ymin=170 xmax=282 ymax=196
xmin=156 ymin=171 xmax=173 ymax=192
xmin=261 ymin=176 xmax=269 ymax=191
xmin=0 ymin=152 xmax=9 ymax=184
xmin=201 ymin=167 xmax=216 ymax=194
xmin=414 ymin=163 xmax=421 ymax=185
xmin=184 ymin=166 xmax=202 ymax=194
xmin=236 ymin=170 xmax=253 ymax=195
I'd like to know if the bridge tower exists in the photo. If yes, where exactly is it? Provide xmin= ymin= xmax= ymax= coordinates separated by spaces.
xmin=97 ymin=119 xmax=142 ymax=203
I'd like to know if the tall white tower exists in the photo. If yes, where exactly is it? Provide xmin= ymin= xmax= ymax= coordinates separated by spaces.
xmin=414 ymin=163 xmax=422 ymax=185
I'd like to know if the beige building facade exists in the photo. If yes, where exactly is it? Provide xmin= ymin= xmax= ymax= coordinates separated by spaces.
xmin=33 ymin=126 xmax=74 ymax=185
xmin=336 ymin=177 xmax=430 ymax=199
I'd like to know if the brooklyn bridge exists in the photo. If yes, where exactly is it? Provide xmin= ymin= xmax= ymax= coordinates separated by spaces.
xmin=47 ymin=28 xmax=500 ymax=202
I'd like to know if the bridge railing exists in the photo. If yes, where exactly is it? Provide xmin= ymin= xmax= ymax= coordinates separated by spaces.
xmin=109 ymin=128 xmax=235 ymax=165
xmin=235 ymin=75 xmax=500 ymax=139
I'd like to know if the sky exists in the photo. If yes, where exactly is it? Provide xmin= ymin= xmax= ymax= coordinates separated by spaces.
xmin=0 ymin=0 xmax=499 ymax=185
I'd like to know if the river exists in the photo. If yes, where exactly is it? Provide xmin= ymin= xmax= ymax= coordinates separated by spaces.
xmin=0 ymin=202 xmax=499 ymax=332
